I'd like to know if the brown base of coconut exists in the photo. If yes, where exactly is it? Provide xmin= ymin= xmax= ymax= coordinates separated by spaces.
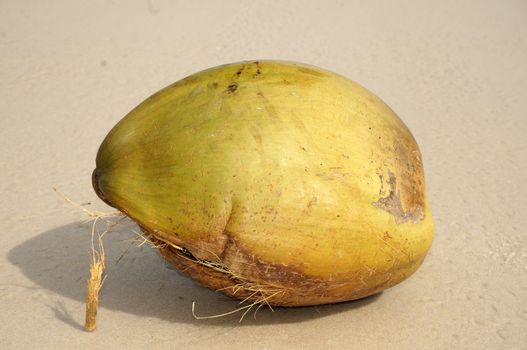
xmin=147 ymin=231 xmax=424 ymax=307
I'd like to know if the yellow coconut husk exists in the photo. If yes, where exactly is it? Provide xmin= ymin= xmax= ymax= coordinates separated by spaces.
xmin=92 ymin=61 xmax=434 ymax=307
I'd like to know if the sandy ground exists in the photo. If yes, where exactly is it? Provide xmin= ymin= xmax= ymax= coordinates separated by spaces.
xmin=1 ymin=1 xmax=526 ymax=349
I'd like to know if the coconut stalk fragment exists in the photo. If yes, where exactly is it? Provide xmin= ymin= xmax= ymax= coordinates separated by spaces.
xmin=92 ymin=61 xmax=434 ymax=307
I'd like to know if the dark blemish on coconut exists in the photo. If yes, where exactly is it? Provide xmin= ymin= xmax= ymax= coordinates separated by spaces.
xmin=253 ymin=133 xmax=262 ymax=144
xmin=167 ymin=217 xmax=173 ymax=224
xmin=180 ymin=247 xmax=198 ymax=261
xmin=211 ymin=82 xmax=219 ymax=88
xmin=378 ymin=174 xmax=384 ymax=195
xmin=226 ymin=83 xmax=238 ymax=93
xmin=100 ymin=60 xmax=107 ymax=67
xmin=372 ymin=171 xmax=424 ymax=224
xmin=301 ymin=146 xmax=307 ymax=152
xmin=307 ymin=195 xmax=317 ymax=209
xmin=254 ymin=61 xmax=262 ymax=76
xmin=234 ymin=64 xmax=246 ymax=77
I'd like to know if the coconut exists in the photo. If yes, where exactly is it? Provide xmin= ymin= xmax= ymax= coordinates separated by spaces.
xmin=92 ymin=60 xmax=434 ymax=307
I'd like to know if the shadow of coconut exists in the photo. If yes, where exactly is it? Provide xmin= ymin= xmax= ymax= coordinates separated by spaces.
xmin=7 ymin=220 xmax=381 ymax=328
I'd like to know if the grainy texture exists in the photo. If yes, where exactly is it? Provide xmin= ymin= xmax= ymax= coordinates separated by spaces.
xmin=1 ymin=1 xmax=526 ymax=349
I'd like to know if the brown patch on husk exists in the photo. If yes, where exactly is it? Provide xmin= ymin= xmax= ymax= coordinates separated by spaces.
xmin=372 ymin=138 xmax=426 ymax=224
xmin=144 ymin=227 xmax=426 ymax=307
xmin=393 ymin=139 xmax=426 ymax=219
xmin=373 ymin=171 xmax=424 ymax=224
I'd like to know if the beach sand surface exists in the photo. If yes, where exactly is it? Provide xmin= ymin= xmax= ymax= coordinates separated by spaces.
xmin=1 ymin=1 xmax=526 ymax=349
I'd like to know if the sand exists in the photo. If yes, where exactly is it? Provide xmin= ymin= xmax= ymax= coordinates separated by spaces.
xmin=1 ymin=1 xmax=526 ymax=349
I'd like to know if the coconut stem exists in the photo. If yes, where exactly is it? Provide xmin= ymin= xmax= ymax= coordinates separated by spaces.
xmin=85 ymin=261 xmax=103 ymax=331
xmin=85 ymin=220 xmax=106 ymax=332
